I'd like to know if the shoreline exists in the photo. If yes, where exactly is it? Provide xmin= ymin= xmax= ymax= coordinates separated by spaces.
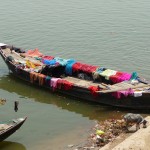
xmin=69 ymin=116 xmax=150 ymax=150
xmin=102 ymin=116 xmax=150 ymax=150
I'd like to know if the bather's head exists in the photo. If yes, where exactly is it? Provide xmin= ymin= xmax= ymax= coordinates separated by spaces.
xmin=142 ymin=120 xmax=147 ymax=128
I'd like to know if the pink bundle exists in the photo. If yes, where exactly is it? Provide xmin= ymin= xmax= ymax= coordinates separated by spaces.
xmin=112 ymin=88 xmax=134 ymax=99
xmin=110 ymin=72 xmax=131 ymax=83
xmin=50 ymin=78 xmax=61 ymax=91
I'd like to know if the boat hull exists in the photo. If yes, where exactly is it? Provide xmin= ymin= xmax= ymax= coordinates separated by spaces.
xmin=0 ymin=117 xmax=27 ymax=142
xmin=1 ymin=49 xmax=150 ymax=109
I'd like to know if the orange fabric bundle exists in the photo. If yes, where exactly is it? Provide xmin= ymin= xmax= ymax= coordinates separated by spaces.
xmin=30 ymin=72 xmax=39 ymax=83
xmin=38 ymin=74 xmax=46 ymax=86
xmin=25 ymin=48 xmax=43 ymax=57
xmin=30 ymin=72 xmax=46 ymax=85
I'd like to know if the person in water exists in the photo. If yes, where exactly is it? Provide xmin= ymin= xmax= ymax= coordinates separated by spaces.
xmin=14 ymin=101 xmax=19 ymax=112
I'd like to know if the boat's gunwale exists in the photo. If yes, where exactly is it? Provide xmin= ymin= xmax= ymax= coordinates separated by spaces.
xmin=0 ymin=117 xmax=27 ymax=141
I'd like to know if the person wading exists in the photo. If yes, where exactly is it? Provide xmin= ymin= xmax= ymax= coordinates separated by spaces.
xmin=14 ymin=101 xmax=19 ymax=112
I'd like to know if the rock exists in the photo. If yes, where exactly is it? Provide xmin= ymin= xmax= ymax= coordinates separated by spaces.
xmin=68 ymin=144 xmax=74 ymax=148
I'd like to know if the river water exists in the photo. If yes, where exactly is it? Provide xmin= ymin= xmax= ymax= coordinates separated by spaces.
xmin=0 ymin=0 xmax=150 ymax=150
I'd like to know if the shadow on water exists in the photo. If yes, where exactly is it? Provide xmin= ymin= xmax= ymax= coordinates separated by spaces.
xmin=0 ymin=141 xmax=26 ymax=150
xmin=0 ymin=74 xmax=150 ymax=120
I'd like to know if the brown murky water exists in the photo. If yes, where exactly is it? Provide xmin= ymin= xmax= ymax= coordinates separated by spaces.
xmin=0 ymin=0 xmax=150 ymax=149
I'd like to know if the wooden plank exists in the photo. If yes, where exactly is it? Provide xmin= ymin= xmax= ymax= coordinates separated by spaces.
xmin=96 ymin=83 xmax=150 ymax=93
xmin=63 ymin=76 xmax=100 ymax=88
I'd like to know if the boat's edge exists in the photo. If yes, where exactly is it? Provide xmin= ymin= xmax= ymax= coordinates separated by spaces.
xmin=0 ymin=117 xmax=27 ymax=142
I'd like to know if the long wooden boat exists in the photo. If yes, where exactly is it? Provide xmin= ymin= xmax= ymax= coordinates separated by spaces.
xmin=0 ymin=117 xmax=27 ymax=141
xmin=0 ymin=43 xmax=150 ymax=109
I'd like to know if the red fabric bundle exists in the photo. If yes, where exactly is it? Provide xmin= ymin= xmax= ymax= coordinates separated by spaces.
xmin=88 ymin=86 xmax=99 ymax=97
xmin=57 ymin=79 xmax=63 ymax=89
xmin=80 ymin=64 xmax=97 ymax=74
xmin=109 ymin=72 xmax=124 ymax=83
xmin=110 ymin=72 xmax=131 ymax=83
xmin=62 ymin=80 xmax=73 ymax=90
xmin=72 ymin=62 xmax=83 ymax=72
xmin=72 ymin=62 xmax=98 ymax=74
xmin=42 ymin=55 xmax=54 ymax=60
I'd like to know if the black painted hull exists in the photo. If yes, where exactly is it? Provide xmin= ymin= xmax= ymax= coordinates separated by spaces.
xmin=1 ymin=50 xmax=150 ymax=109
xmin=0 ymin=117 xmax=27 ymax=142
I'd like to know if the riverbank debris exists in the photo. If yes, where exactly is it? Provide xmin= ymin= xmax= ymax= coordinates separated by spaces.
xmin=0 ymin=98 xmax=6 ymax=105
xmin=67 ymin=115 xmax=148 ymax=150
xmin=90 ymin=119 xmax=126 ymax=147
xmin=69 ymin=119 xmax=127 ymax=150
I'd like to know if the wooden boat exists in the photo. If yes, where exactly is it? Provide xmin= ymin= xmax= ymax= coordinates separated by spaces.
xmin=0 ymin=117 xmax=27 ymax=141
xmin=0 ymin=43 xmax=150 ymax=109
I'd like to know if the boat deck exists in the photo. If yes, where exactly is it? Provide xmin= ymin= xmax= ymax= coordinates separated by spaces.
xmin=2 ymin=48 xmax=43 ymax=66
xmin=63 ymin=76 xmax=104 ymax=88
xmin=0 ymin=124 xmax=12 ymax=131
xmin=1 ymin=48 xmax=150 ymax=93
xmin=2 ymin=48 xmax=106 ymax=88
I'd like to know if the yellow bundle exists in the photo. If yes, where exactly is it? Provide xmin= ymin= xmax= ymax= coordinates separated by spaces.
xmin=26 ymin=60 xmax=36 ymax=68
xmin=96 ymin=130 xmax=105 ymax=135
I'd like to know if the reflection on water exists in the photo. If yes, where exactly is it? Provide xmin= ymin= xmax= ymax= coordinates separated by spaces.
xmin=0 ymin=75 xmax=149 ymax=150
xmin=0 ymin=141 xmax=26 ymax=150
xmin=1 ymin=74 xmax=123 ymax=150
xmin=0 ymin=74 xmax=124 ymax=120
xmin=1 ymin=74 xmax=149 ymax=120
